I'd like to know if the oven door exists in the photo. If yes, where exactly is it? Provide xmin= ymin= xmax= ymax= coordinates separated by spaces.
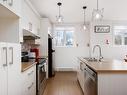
xmin=37 ymin=63 xmax=46 ymax=95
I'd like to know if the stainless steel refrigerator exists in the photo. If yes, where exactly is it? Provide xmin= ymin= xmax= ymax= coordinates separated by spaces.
xmin=48 ymin=35 xmax=55 ymax=77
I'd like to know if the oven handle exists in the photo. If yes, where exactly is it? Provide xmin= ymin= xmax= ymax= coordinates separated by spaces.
xmin=38 ymin=63 xmax=45 ymax=67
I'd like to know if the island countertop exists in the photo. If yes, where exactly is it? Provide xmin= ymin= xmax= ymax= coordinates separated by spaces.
xmin=78 ymin=57 xmax=127 ymax=73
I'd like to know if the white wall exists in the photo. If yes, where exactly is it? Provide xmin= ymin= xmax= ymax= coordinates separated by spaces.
xmin=53 ymin=20 xmax=127 ymax=71
xmin=53 ymin=24 xmax=90 ymax=71
xmin=90 ymin=20 xmax=127 ymax=60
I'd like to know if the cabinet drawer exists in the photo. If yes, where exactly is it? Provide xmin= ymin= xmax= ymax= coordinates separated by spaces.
xmin=29 ymin=82 xmax=36 ymax=95
xmin=22 ymin=65 xmax=36 ymax=95
xmin=22 ymin=65 xmax=36 ymax=87
xmin=23 ymin=81 xmax=35 ymax=95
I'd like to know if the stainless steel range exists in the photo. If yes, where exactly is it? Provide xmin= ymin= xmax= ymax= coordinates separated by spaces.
xmin=36 ymin=58 xmax=47 ymax=95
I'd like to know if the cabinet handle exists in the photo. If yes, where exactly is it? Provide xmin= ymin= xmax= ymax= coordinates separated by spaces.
xmin=3 ymin=47 xmax=7 ymax=67
xmin=28 ymin=70 xmax=34 ymax=76
xmin=28 ymin=82 xmax=34 ymax=90
xmin=8 ymin=0 xmax=13 ymax=6
xmin=9 ymin=47 xmax=13 ymax=65
xmin=80 ymin=62 xmax=84 ymax=71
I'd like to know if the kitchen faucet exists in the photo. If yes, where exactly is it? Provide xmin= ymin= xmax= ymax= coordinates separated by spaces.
xmin=93 ymin=45 xmax=103 ymax=62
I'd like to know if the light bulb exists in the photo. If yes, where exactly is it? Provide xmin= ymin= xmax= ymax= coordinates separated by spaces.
xmin=56 ymin=16 xmax=63 ymax=23
xmin=58 ymin=18 xmax=62 ymax=22
xmin=83 ymin=25 xmax=87 ymax=30
xmin=95 ymin=13 xmax=101 ymax=19
xmin=92 ymin=8 xmax=104 ymax=21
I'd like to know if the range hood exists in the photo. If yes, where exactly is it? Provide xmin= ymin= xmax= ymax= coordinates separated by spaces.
xmin=23 ymin=29 xmax=40 ymax=40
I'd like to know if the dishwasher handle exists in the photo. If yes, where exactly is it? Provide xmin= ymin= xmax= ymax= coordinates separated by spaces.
xmin=85 ymin=68 xmax=97 ymax=82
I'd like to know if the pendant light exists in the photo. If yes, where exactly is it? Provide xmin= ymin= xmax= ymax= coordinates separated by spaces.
xmin=92 ymin=0 xmax=104 ymax=21
xmin=56 ymin=2 xmax=63 ymax=23
xmin=83 ymin=6 xmax=87 ymax=30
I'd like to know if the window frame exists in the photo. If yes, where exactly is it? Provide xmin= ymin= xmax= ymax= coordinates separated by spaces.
xmin=113 ymin=25 xmax=127 ymax=47
xmin=54 ymin=27 xmax=76 ymax=47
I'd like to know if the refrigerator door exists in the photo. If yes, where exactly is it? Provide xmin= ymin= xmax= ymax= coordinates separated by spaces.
xmin=48 ymin=35 xmax=55 ymax=77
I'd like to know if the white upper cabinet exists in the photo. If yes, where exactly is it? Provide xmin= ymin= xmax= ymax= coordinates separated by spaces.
xmin=0 ymin=0 xmax=21 ymax=43
xmin=0 ymin=0 xmax=21 ymax=17
xmin=21 ymin=0 xmax=40 ymax=37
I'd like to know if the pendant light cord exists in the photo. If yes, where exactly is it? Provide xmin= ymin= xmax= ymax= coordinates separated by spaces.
xmin=83 ymin=6 xmax=87 ymax=25
xmin=84 ymin=9 xmax=85 ymax=24
xmin=57 ymin=2 xmax=62 ymax=17
xmin=97 ymin=0 xmax=99 ymax=10
xmin=59 ymin=6 xmax=60 ymax=17
xmin=56 ymin=2 xmax=63 ymax=22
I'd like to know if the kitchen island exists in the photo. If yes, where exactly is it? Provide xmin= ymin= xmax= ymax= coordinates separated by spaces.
xmin=77 ymin=57 xmax=127 ymax=95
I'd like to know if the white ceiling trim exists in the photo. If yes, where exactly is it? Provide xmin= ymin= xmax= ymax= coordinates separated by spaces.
xmin=25 ymin=0 xmax=41 ymax=18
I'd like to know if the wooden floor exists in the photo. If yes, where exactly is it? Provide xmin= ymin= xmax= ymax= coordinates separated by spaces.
xmin=43 ymin=72 xmax=83 ymax=95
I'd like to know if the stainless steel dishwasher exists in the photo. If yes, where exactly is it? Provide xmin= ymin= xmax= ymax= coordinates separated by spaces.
xmin=84 ymin=65 xmax=97 ymax=95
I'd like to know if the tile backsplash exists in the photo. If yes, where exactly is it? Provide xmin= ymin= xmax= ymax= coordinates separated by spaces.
xmin=21 ymin=39 xmax=39 ymax=52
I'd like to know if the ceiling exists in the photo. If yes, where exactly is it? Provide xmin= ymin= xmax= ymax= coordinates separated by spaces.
xmin=30 ymin=0 xmax=127 ymax=23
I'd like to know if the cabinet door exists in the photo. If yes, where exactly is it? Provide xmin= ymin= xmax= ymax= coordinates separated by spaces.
xmin=31 ymin=83 xmax=36 ymax=95
xmin=22 ymin=0 xmax=31 ymax=30
xmin=77 ymin=60 xmax=85 ymax=93
xmin=11 ymin=0 xmax=21 ymax=16
xmin=29 ymin=65 xmax=36 ymax=95
xmin=6 ymin=0 xmax=21 ymax=16
xmin=0 ymin=0 xmax=7 ymax=7
xmin=0 ymin=43 xmax=8 ymax=95
xmin=21 ymin=65 xmax=36 ymax=95
xmin=7 ymin=43 xmax=21 ymax=95
xmin=33 ymin=65 xmax=36 ymax=95
xmin=0 ymin=0 xmax=20 ymax=17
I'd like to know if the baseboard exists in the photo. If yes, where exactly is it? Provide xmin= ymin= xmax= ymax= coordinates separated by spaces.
xmin=55 ymin=67 xmax=77 ymax=72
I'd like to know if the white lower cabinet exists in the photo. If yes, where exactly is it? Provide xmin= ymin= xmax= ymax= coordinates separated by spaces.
xmin=77 ymin=59 xmax=86 ymax=93
xmin=21 ymin=65 xmax=36 ymax=95
xmin=0 ymin=42 xmax=21 ymax=95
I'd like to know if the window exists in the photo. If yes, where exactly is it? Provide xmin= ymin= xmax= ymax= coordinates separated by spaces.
xmin=114 ymin=26 xmax=127 ymax=45
xmin=54 ymin=27 xmax=75 ymax=47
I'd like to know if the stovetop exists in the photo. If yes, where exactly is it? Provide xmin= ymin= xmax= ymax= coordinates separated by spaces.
xmin=37 ymin=58 xmax=47 ymax=64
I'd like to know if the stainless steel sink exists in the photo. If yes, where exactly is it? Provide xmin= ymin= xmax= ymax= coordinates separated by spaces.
xmin=84 ymin=57 xmax=98 ymax=62
xmin=84 ymin=57 xmax=109 ymax=63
